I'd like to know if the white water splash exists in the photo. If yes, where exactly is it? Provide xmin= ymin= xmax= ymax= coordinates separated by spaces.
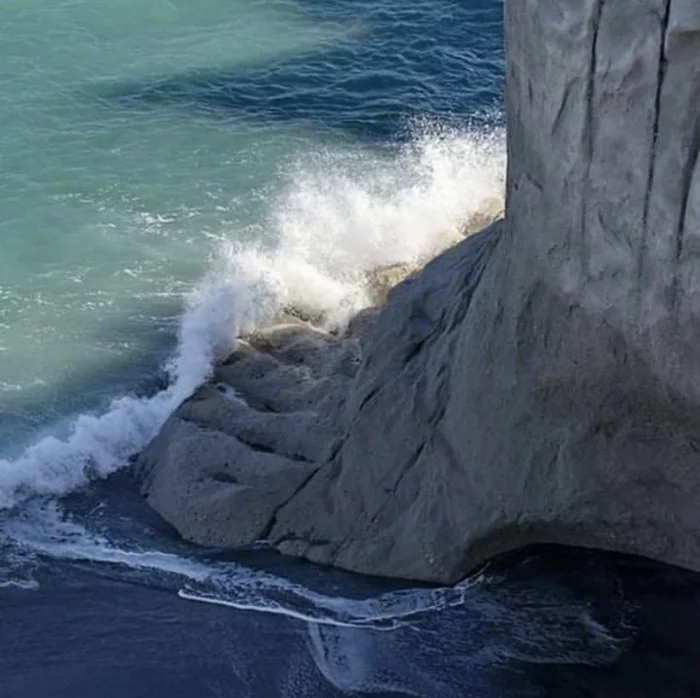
xmin=0 ymin=125 xmax=505 ymax=510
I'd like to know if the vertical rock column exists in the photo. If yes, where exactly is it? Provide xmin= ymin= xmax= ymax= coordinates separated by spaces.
xmin=506 ymin=0 xmax=700 ymax=397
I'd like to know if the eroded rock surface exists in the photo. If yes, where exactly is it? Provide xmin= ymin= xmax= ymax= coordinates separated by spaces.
xmin=136 ymin=0 xmax=700 ymax=583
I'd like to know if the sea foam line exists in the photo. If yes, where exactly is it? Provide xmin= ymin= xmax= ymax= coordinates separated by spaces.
xmin=3 ymin=502 xmax=482 ymax=628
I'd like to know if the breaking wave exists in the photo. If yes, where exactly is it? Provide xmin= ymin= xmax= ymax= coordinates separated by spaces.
xmin=0 ymin=125 xmax=505 ymax=510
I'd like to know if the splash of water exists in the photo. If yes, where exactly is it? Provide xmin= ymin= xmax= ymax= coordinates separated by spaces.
xmin=0 ymin=125 xmax=505 ymax=510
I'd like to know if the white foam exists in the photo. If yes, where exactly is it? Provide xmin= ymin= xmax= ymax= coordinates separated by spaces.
xmin=178 ymin=572 xmax=478 ymax=630
xmin=178 ymin=588 xmax=399 ymax=629
xmin=231 ymin=125 xmax=506 ymax=327
xmin=0 ymin=125 xmax=505 ymax=509
xmin=3 ymin=503 xmax=479 ymax=628
xmin=4 ymin=505 xmax=215 ymax=583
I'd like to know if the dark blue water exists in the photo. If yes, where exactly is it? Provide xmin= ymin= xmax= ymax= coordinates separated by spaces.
xmin=101 ymin=0 xmax=504 ymax=144
xmin=4 ymin=515 xmax=700 ymax=698
xmin=3 ymin=1 xmax=700 ymax=696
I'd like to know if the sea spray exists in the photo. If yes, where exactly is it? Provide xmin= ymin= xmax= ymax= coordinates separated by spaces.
xmin=0 ymin=125 xmax=505 ymax=509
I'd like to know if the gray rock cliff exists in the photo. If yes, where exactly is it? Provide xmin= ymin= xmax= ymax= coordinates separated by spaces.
xmin=136 ymin=0 xmax=700 ymax=584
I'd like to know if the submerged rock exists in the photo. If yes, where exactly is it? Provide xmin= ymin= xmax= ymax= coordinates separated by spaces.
xmin=136 ymin=0 xmax=700 ymax=583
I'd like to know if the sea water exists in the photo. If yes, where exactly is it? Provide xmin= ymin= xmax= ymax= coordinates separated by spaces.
xmin=0 ymin=0 xmax=505 ymax=504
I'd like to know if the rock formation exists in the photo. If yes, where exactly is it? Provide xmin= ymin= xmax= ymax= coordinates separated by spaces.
xmin=136 ymin=0 xmax=700 ymax=584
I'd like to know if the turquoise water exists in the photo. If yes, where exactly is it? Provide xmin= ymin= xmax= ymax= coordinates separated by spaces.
xmin=0 ymin=0 xmax=504 ymax=502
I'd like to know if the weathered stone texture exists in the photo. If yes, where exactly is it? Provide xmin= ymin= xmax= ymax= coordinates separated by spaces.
xmin=136 ymin=1 xmax=700 ymax=583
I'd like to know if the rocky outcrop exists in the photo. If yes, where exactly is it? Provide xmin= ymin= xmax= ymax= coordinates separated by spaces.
xmin=136 ymin=0 xmax=700 ymax=584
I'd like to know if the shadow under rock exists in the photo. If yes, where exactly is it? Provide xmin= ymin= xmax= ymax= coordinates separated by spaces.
xmin=289 ymin=545 xmax=700 ymax=698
